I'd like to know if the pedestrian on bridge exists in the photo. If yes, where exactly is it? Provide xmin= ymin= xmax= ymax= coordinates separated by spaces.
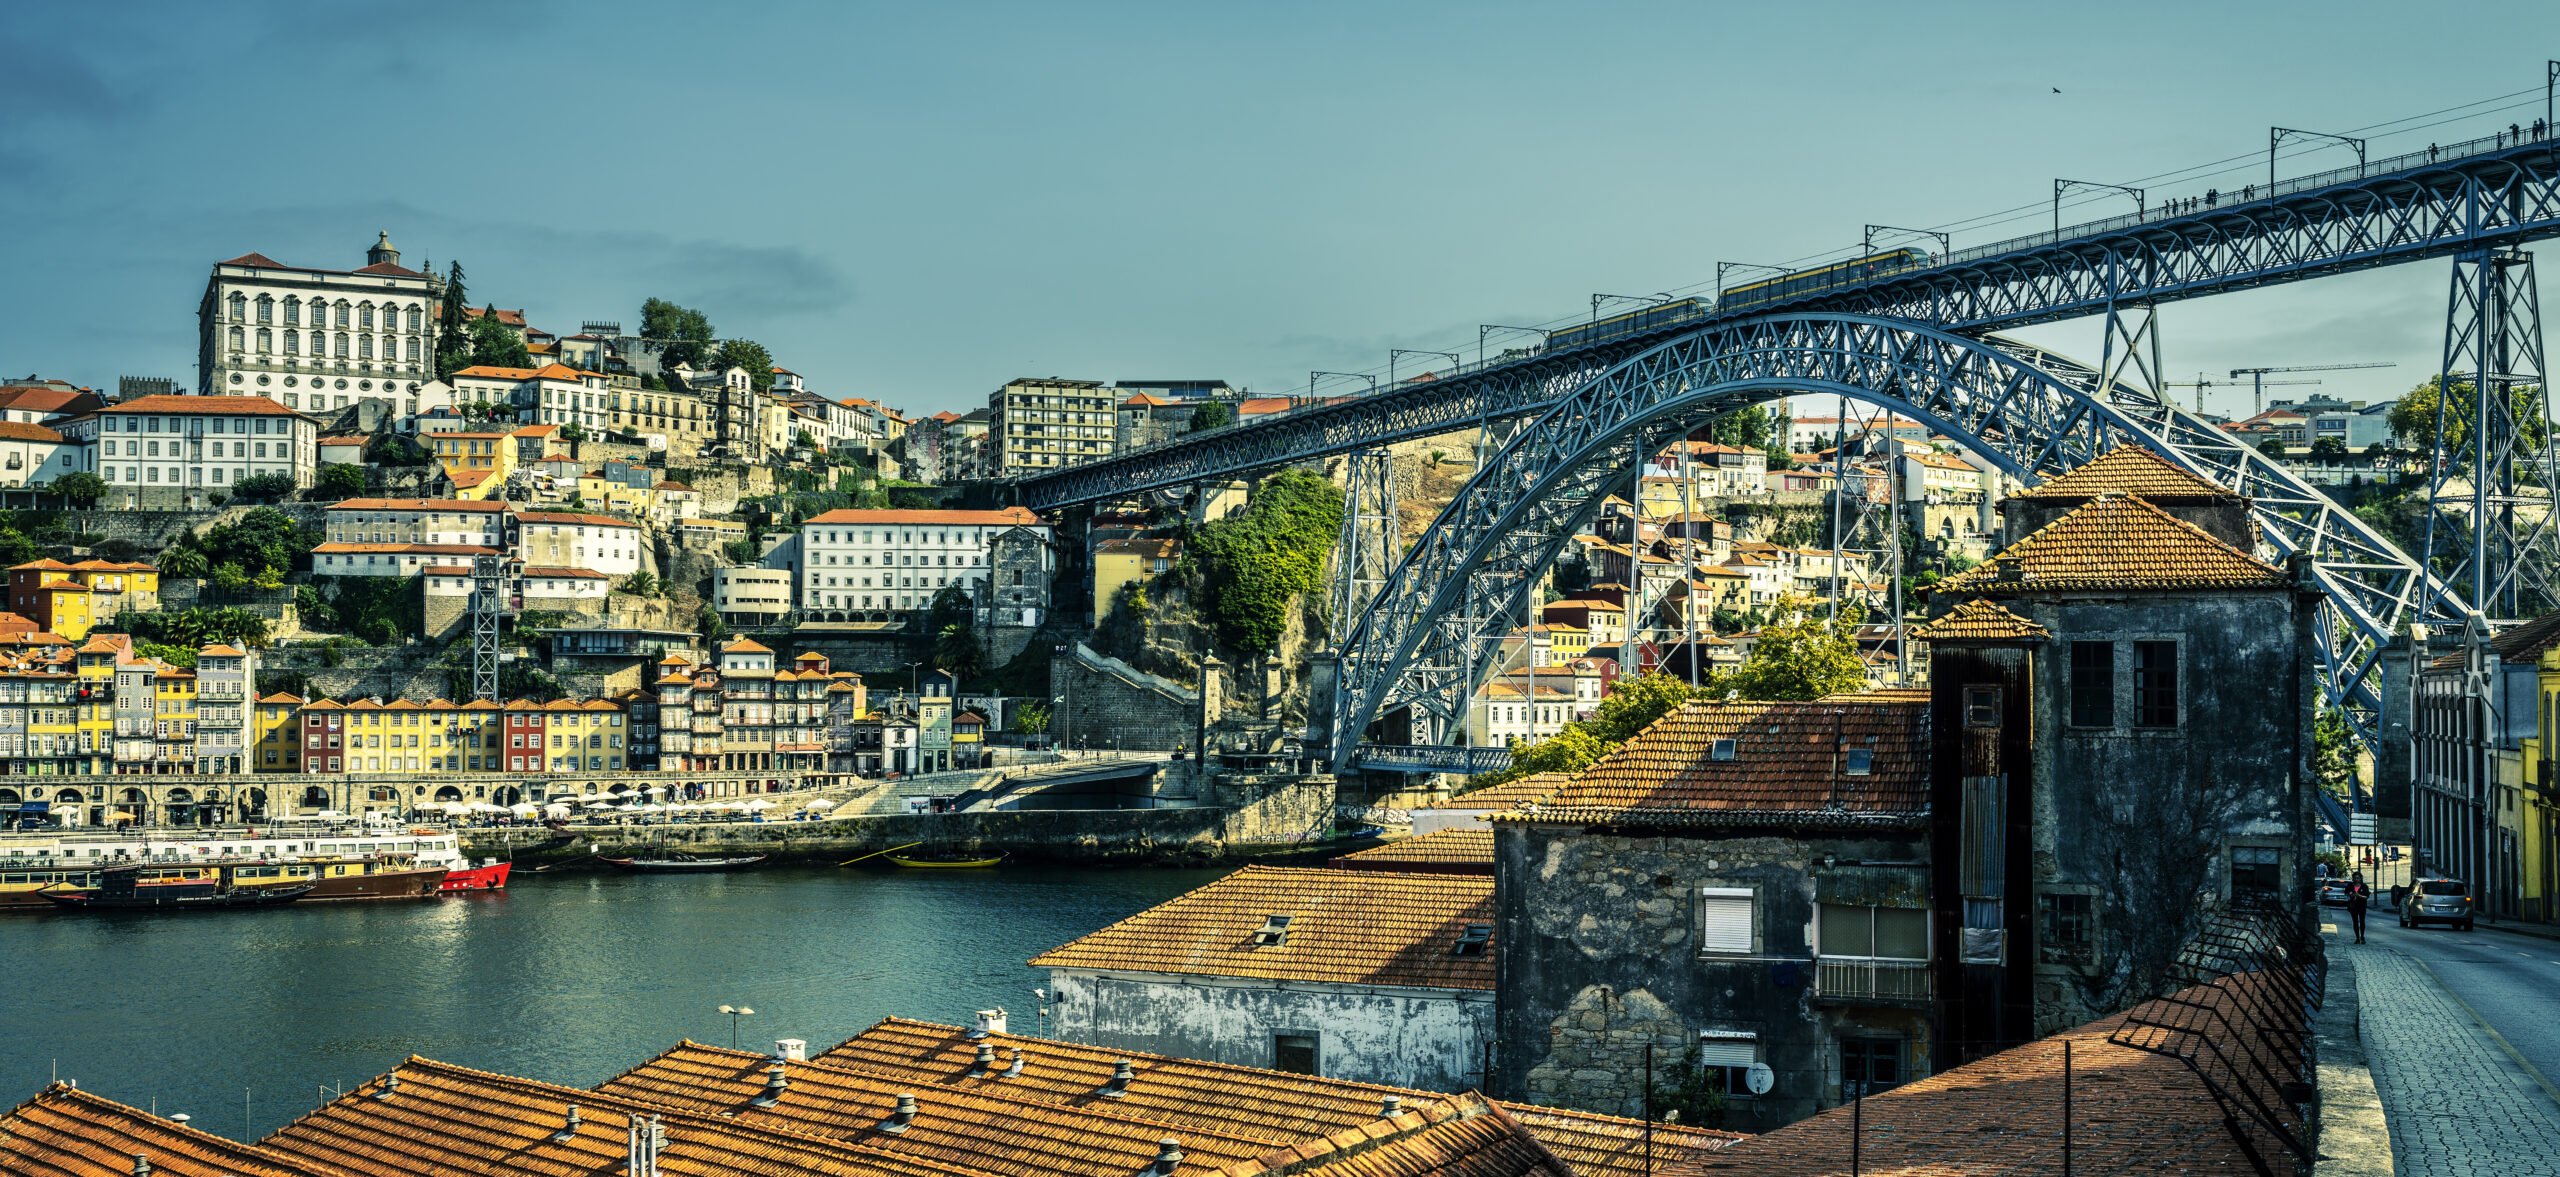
xmin=2347 ymin=878 xmax=2370 ymax=943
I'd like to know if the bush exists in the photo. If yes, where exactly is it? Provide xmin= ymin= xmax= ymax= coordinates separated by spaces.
xmin=317 ymin=464 xmax=367 ymax=498
xmin=1187 ymin=468 xmax=1344 ymax=652
xmin=232 ymin=472 xmax=298 ymax=502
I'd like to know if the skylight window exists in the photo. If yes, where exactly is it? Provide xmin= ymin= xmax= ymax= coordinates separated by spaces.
xmin=1710 ymin=738 xmax=1737 ymax=761
xmin=1250 ymin=915 xmax=1293 ymax=946
xmin=1454 ymin=923 xmax=1493 ymax=956
xmin=1843 ymin=749 xmax=1874 ymax=776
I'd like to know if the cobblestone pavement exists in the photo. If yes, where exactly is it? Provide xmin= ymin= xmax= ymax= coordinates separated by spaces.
xmin=2334 ymin=931 xmax=2560 ymax=1176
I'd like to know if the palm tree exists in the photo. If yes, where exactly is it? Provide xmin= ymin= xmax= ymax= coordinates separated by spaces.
xmin=161 ymin=547 xmax=209 ymax=579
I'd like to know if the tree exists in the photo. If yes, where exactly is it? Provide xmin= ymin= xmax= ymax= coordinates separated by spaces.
xmin=2313 ymin=709 xmax=2358 ymax=798
xmin=559 ymin=421 xmax=588 ymax=444
xmin=1188 ymin=468 xmax=1344 ymax=652
xmin=210 ymin=563 xmax=252 ymax=596
xmin=641 ymin=298 xmax=717 ymax=372
xmin=465 ymin=307 xmax=531 ymax=370
xmin=231 ymin=472 xmax=296 ymax=502
xmin=1713 ymin=599 xmax=1866 ymax=702
xmin=697 ymin=603 xmax=730 ymax=643
xmin=318 ymin=464 xmax=367 ymax=499
xmin=50 ymin=471 xmax=106 ymax=509
xmin=1011 ymin=704 xmax=1051 ymax=736
xmin=1584 ymin=673 xmax=1704 ymax=742
xmin=2308 ymin=436 xmax=2349 ymax=458
xmin=161 ymin=548 xmax=209 ymax=578
xmin=937 ymin=622 xmax=985 ymax=682
xmin=435 ymin=261 xmax=471 ymax=377
xmin=1191 ymin=401 xmax=1234 ymax=431
xmin=621 ymin=571 xmax=661 ymax=598
xmin=2255 ymin=436 xmax=2290 ymax=459
xmin=795 ymin=429 xmax=819 ymax=451
xmin=713 ymin=338 xmax=775 ymax=391
xmin=1709 ymin=405 xmax=1776 ymax=451
xmin=2389 ymin=374 xmax=2550 ymax=457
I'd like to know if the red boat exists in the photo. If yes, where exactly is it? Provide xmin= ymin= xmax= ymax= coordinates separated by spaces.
xmin=438 ymin=861 xmax=513 ymax=892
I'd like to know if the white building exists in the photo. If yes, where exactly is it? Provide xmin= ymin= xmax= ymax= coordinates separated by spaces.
xmin=325 ymin=499 xmax=507 ymax=547
xmin=0 ymin=423 xmax=79 ymax=489
xmin=510 ymin=511 xmax=643 ymax=578
xmin=1032 ymin=865 xmax=1495 ymax=1089
xmin=715 ymin=567 xmax=793 ymax=625
xmin=196 ymin=233 xmax=441 ymax=406
xmin=65 ymin=395 xmax=320 ymax=507
xmin=798 ymin=506 xmax=1050 ymax=619
xmin=449 ymin=363 xmax=615 ymax=432
xmin=313 ymin=542 xmax=500 ymax=577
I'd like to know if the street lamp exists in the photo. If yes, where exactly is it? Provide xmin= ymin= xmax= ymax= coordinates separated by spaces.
xmin=1389 ymin=349 xmax=1461 ymax=387
xmin=1589 ymin=292 xmax=1677 ymax=321
xmin=2270 ymin=127 xmax=2365 ymax=187
xmin=1310 ymin=371 xmax=1380 ymax=401
xmin=717 ymin=1004 xmax=755 ymax=1050
xmin=2053 ymin=179 xmax=2143 ymax=233
xmin=1479 ymin=324 xmax=1546 ymax=365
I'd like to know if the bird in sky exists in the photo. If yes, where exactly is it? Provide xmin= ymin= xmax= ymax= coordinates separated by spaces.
xmin=2051 ymin=87 xmax=2061 ymax=93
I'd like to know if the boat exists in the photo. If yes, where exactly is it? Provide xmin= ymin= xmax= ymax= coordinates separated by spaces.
xmin=40 ymin=863 xmax=317 ymax=911
xmin=598 ymin=853 xmax=767 ymax=873
xmin=439 ymin=860 xmax=514 ymax=892
xmin=886 ymin=852 xmax=1005 ymax=869
xmin=0 ymin=865 xmax=101 ymax=910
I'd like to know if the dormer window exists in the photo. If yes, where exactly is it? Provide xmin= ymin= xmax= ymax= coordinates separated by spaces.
xmin=1454 ymin=923 xmax=1492 ymax=955
xmin=1250 ymin=915 xmax=1292 ymax=946
xmin=1710 ymin=738 xmax=1736 ymax=761
xmin=1843 ymin=749 xmax=1873 ymax=776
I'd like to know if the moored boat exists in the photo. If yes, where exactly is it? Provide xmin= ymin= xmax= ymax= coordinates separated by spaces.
xmin=0 ymin=866 xmax=102 ymax=911
xmin=439 ymin=861 xmax=513 ymax=891
xmin=886 ymin=852 xmax=1004 ymax=869
xmin=41 ymin=863 xmax=318 ymax=911
xmin=598 ymin=853 xmax=766 ymax=873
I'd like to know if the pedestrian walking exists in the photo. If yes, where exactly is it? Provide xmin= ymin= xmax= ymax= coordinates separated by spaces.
xmin=2347 ymin=879 xmax=2370 ymax=943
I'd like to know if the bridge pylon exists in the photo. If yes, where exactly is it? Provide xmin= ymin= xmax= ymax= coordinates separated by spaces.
xmin=2420 ymin=248 xmax=2557 ymax=621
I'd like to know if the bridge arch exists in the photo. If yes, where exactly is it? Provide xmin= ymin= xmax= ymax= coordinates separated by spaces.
xmin=1332 ymin=312 xmax=2440 ymax=767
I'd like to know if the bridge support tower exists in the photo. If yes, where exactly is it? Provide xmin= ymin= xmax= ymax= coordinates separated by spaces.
xmin=2421 ymin=248 xmax=2556 ymax=621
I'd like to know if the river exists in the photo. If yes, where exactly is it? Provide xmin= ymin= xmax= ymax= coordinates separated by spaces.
xmin=1 ymin=863 xmax=1228 ymax=1139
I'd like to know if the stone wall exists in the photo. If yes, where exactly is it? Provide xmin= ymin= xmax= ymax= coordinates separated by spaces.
xmin=652 ymin=463 xmax=776 ymax=517
xmin=1046 ymin=970 xmax=1490 ymax=1091
xmin=1053 ymin=643 xmax=1197 ymax=752
xmin=260 ymin=644 xmax=462 ymax=701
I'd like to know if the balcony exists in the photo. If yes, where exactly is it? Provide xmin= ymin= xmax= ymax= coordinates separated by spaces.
xmin=1812 ymin=959 xmax=1933 ymax=1003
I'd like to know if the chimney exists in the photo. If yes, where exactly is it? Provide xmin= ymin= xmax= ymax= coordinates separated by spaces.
xmin=751 ymin=1063 xmax=788 ymax=1108
xmin=1152 ymin=1138 xmax=1185 ymax=1177
xmin=970 ymin=1008 xmax=1006 ymax=1038
xmin=1099 ymin=1059 xmax=1134 ymax=1099
xmin=1380 ymin=1095 xmax=1402 ymax=1118
xmin=971 ymin=1043 xmax=998 ymax=1077
xmin=1005 ymin=1048 xmax=1025 ymax=1079
xmin=880 ymin=1093 xmax=918 ymax=1134
xmin=372 ymin=1074 xmax=400 ymax=1101
xmin=130 ymin=1156 xmax=150 ymax=1177
xmin=774 ymin=1039 xmax=807 ymax=1061
xmin=556 ymin=1106 xmax=584 ymax=1142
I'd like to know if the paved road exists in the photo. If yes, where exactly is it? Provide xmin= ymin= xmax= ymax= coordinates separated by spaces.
xmin=2333 ymin=904 xmax=2560 ymax=1176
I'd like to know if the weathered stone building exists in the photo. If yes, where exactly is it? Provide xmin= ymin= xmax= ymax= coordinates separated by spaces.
xmin=1034 ymin=864 xmax=1497 ymax=1091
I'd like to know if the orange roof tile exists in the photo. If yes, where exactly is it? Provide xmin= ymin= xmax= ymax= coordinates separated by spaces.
xmin=197 ymin=644 xmax=246 ymax=657
xmin=1935 ymin=496 xmax=2287 ymax=594
xmin=1216 ymin=1101 xmax=1571 ymax=1177
xmin=512 ymin=512 xmax=636 ymax=528
xmin=2015 ymin=444 xmax=2237 ymax=501
xmin=102 ymin=395 xmax=308 ymax=418
xmin=1329 ymin=829 xmax=1494 ymax=873
xmin=1910 ymin=598 xmax=2050 ymax=643
xmin=1519 ymin=697 xmax=1929 ymax=824
xmin=1428 ymin=774 xmax=1571 ymax=811
xmin=722 ymin=637 xmax=773 ymax=653
xmin=1031 ymin=865 xmax=1494 ymax=990
xmin=0 ymin=1083 xmax=322 ymax=1177
xmin=329 ymin=498 xmax=507 ymax=513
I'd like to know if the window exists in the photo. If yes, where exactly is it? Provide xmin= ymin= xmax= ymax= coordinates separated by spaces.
xmin=1272 ymin=1034 xmax=1319 ymax=1076
xmin=2068 ymin=642 xmax=2113 ymax=727
xmin=1842 ymin=1038 xmax=1904 ymax=1098
xmin=1696 ymin=886 xmax=1754 ymax=954
xmin=1842 ymin=748 xmax=1872 ymax=775
xmin=2133 ymin=641 xmax=2178 ymax=727
xmin=1818 ymin=904 xmax=1928 ymax=960
xmin=2040 ymin=893 xmax=2093 ymax=946
xmin=1963 ymin=685 xmax=2001 ymax=728
xmin=2230 ymin=846 xmax=2280 ymax=902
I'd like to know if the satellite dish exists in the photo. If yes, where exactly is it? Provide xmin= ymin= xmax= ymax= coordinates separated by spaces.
xmin=1744 ymin=1063 xmax=1775 ymax=1096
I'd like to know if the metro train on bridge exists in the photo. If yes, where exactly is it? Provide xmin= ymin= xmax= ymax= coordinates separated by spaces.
xmin=1538 ymin=247 xmax=1935 ymax=352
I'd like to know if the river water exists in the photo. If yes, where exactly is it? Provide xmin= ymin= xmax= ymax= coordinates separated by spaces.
xmin=2 ymin=863 xmax=1227 ymax=1139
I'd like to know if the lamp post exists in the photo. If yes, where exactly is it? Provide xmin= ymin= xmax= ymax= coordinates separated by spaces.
xmin=717 ymin=1004 xmax=754 ymax=1050
xmin=2270 ymin=127 xmax=2365 ymax=187
xmin=1714 ymin=262 xmax=1789 ymax=300
xmin=1389 ymin=350 xmax=1461 ymax=387
xmin=1479 ymin=324 xmax=1546 ymax=365
xmin=2052 ymin=179 xmax=2143 ymax=233
xmin=1589 ymin=292 xmax=1677 ymax=321
xmin=1309 ymin=371 xmax=1380 ymax=401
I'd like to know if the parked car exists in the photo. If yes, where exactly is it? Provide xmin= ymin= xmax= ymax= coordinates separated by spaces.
xmin=2400 ymin=878 xmax=2474 ymax=930
xmin=2318 ymin=880 xmax=2355 ymax=908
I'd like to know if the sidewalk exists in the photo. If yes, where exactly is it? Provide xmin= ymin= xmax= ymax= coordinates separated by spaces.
xmin=2327 ymin=928 xmax=2560 ymax=1177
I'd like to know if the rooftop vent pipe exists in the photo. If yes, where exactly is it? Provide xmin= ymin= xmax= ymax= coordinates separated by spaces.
xmin=752 ymin=1063 xmax=788 ymax=1108
xmin=880 ymin=1093 xmax=917 ymax=1134
xmin=556 ymin=1106 xmax=583 ymax=1142
xmin=1380 ymin=1095 xmax=1402 ymax=1117
xmin=371 ymin=1075 xmax=399 ymax=1101
xmin=1006 ymin=1048 xmax=1026 ymax=1080
xmin=1153 ymin=1138 xmax=1185 ymax=1177
xmin=971 ymin=1043 xmax=998 ymax=1077
xmin=1099 ymin=1059 xmax=1135 ymax=1098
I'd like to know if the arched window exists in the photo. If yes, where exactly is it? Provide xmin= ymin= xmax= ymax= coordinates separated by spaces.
xmin=255 ymin=295 xmax=273 ymax=323
xmin=359 ymin=335 xmax=373 ymax=360
xmin=300 ymin=786 xmax=328 ymax=808
xmin=335 ymin=333 xmax=349 ymax=358
xmin=405 ymin=336 xmax=420 ymax=361
xmin=359 ymin=303 xmax=374 ymax=329
xmin=284 ymin=329 xmax=298 ymax=354
xmin=228 ymin=292 xmax=246 ymax=321
xmin=284 ymin=296 xmax=301 ymax=326
xmin=335 ymin=301 xmax=350 ymax=327
xmin=227 ymin=326 xmax=244 ymax=351
xmin=255 ymin=328 xmax=271 ymax=353
xmin=406 ymin=305 xmax=422 ymax=331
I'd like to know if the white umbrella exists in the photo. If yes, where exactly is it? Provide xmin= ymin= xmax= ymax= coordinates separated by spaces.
xmin=636 ymin=804 xmax=665 ymax=814
xmin=474 ymin=802 xmax=507 ymax=813
xmin=741 ymin=798 xmax=775 ymax=811
xmin=542 ymin=804 xmax=571 ymax=818
xmin=804 ymin=798 xmax=837 ymax=811
xmin=313 ymin=810 xmax=349 ymax=820
xmin=609 ymin=786 xmax=632 ymax=797
xmin=507 ymin=803 xmax=538 ymax=816
xmin=582 ymin=799 xmax=620 ymax=810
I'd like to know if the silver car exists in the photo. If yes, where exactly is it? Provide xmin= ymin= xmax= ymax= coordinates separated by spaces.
xmin=2400 ymin=879 xmax=2474 ymax=931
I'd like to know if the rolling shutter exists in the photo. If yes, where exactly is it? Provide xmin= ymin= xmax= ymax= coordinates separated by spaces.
xmin=1695 ymin=1032 xmax=1758 ymax=1069
xmin=1698 ymin=886 xmax=1755 ymax=953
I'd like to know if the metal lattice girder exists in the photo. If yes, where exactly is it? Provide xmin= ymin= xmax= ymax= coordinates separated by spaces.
xmin=2421 ymin=248 xmax=2557 ymax=620
xmin=1328 ymin=313 xmax=2464 ymax=769
xmin=1021 ymin=133 xmax=2560 ymax=512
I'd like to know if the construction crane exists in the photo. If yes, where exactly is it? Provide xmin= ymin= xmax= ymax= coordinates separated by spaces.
xmin=2164 ymin=373 xmax=2317 ymax=416
xmin=2228 ymin=362 xmax=2399 ymax=415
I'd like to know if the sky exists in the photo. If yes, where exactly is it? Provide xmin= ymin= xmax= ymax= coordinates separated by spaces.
xmin=4 ymin=1 xmax=2558 ymax=422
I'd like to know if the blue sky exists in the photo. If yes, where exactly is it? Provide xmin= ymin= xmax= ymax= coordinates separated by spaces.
xmin=3 ymin=1 xmax=2557 ymax=420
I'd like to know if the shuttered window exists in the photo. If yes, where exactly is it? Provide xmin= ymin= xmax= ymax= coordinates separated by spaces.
xmin=1697 ymin=886 xmax=1755 ymax=954
xmin=1695 ymin=1033 xmax=1757 ymax=1069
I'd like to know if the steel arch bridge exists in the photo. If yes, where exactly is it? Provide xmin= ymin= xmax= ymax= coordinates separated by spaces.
xmin=1326 ymin=313 xmax=2438 ymax=771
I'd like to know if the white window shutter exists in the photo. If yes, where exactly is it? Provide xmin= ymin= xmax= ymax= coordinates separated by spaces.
xmin=1695 ymin=1033 xmax=1757 ymax=1069
xmin=1698 ymin=887 xmax=1754 ymax=953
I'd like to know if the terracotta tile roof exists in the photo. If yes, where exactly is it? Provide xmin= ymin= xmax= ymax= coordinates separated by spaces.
xmin=219 ymin=251 xmax=287 ymax=267
xmin=197 ymin=644 xmax=246 ymax=657
xmin=1516 ymin=697 xmax=1929 ymax=825
xmin=806 ymin=507 xmax=1046 ymax=527
xmin=313 ymin=542 xmax=501 ymax=556
xmin=1910 ymin=598 xmax=2049 ymax=643
xmin=1491 ymin=1105 xmax=1738 ymax=1177
xmin=0 ymin=1083 xmax=321 ymax=1177
xmin=260 ymin=1056 xmax=985 ymax=1177
xmin=1214 ymin=1099 xmax=1569 ymax=1177
xmin=1428 ymin=773 xmax=1571 ymax=811
xmin=103 ymin=395 xmax=308 ymax=418
xmin=1097 ymin=537 xmax=1183 ymax=558
xmin=1329 ymin=829 xmax=1494 ymax=873
xmin=1030 ymin=866 xmax=1493 ymax=990
xmin=448 ymin=468 xmax=497 ymax=489
xmin=317 ymin=435 xmax=372 ymax=446
xmin=2014 ymin=444 xmax=2237 ymax=501
xmin=1693 ymin=973 xmax=2296 ymax=1177
xmin=520 ymin=566 xmax=608 ymax=579
xmin=596 ymin=1040 xmax=1277 ymax=1177
xmin=423 ymin=565 xmax=472 ymax=575
xmin=723 ymin=637 xmax=774 ymax=653
xmin=1934 ymin=496 xmax=2287 ymax=595
xmin=330 ymin=498 xmax=507 ymax=513
xmin=0 ymin=421 xmax=66 ymax=443
xmin=259 ymin=692 xmax=306 ymax=704
xmin=512 ymin=512 xmax=636 ymax=528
